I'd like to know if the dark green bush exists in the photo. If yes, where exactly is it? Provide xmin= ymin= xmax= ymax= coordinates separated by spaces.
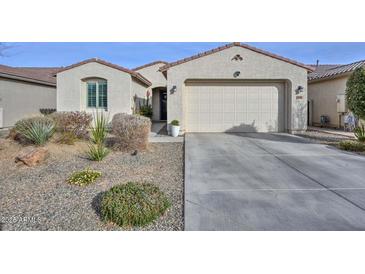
xmin=338 ymin=140 xmax=365 ymax=152
xmin=101 ymin=182 xmax=170 ymax=228
xmin=39 ymin=108 xmax=56 ymax=115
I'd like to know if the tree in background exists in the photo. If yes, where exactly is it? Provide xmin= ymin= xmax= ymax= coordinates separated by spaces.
xmin=346 ymin=67 xmax=365 ymax=142
xmin=346 ymin=67 xmax=365 ymax=120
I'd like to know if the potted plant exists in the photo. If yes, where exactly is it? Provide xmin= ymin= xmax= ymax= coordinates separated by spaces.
xmin=170 ymin=120 xmax=180 ymax=137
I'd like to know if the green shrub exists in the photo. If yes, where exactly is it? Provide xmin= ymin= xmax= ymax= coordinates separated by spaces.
xmin=171 ymin=120 xmax=179 ymax=126
xmin=50 ymin=111 xmax=92 ymax=139
xmin=91 ymin=111 xmax=108 ymax=144
xmin=111 ymin=113 xmax=151 ymax=151
xmin=101 ymin=182 xmax=170 ymax=228
xmin=67 ymin=168 xmax=101 ymax=186
xmin=139 ymin=105 xmax=153 ymax=119
xmin=354 ymin=124 xmax=365 ymax=142
xmin=87 ymin=143 xmax=109 ymax=161
xmin=338 ymin=140 xmax=365 ymax=152
xmin=14 ymin=116 xmax=55 ymax=145
xmin=39 ymin=108 xmax=56 ymax=115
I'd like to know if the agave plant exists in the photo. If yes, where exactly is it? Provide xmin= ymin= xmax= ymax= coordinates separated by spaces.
xmin=354 ymin=124 xmax=365 ymax=142
xmin=91 ymin=111 xmax=109 ymax=145
xmin=15 ymin=117 xmax=55 ymax=145
xmin=87 ymin=143 xmax=109 ymax=161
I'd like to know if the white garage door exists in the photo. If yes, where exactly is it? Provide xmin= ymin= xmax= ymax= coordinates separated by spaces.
xmin=185 ymin=82 xmax=285 ymax=133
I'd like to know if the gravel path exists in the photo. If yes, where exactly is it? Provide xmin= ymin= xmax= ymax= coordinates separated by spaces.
xmin=295 ymin=129 xmax=354 ymax=144
xmin=0 ymin=138 xmax=184 ymax=231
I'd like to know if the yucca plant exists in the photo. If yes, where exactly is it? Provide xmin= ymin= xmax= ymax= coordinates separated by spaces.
xmin=87 ymin=143 xmax=109 ymax=161
xmin=354 ymin=124 xmax=365 ymax=142
xmin=15 ymin=117 xmax=55 ymax=145
xmin=91 ymin=111 xmax=109 ymax=144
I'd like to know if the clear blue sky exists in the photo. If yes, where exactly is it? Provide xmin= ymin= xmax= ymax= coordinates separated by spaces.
xmin=1 ymin=42 xmax=365 ymax=68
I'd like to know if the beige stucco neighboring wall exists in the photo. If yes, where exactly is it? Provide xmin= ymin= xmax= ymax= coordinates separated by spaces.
xmin=166 ymin=46 xmax=308 ymax=133
xmin=0 ymin=78 xmax=56 ymax=128
xmin=57 ymin=62 xmax=148 ymax=120
xmin=308 ymin=75 xmax=349 ymax=127
xmin=135 ymin=63 xmax=167 ymax=89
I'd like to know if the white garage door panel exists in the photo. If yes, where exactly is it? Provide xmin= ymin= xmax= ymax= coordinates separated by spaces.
xmin=185 ymin=82 xmax=285 ymax=133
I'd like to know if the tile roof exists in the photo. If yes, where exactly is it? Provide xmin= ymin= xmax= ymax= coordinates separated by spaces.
xmin=132 ymin=61 xmax=168 ymax=71
xmin=159 ymin=42 xmax=313 ymax=72
xmin=56 ymin=58 xmax=152 ymax=86
xmin=308 ymin=60 xmax=365 ymax=81
xmin=0 ymin=65 xmax=60 ymax=85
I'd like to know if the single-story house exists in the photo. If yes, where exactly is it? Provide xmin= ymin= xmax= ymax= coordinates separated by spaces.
xmin=308 ymin=60 xmax=365 ymax=128
xmin=0 ymin=65 xmax=58 ymax=128
xmin=55 ymin=43 xmax=312 ymax=133
xmin=1 ymin=43 xmax=315 ymax=133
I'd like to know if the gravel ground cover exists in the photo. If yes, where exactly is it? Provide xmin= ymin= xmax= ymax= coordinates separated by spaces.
xmin=0 ymin=137 xmax=184 ymax=231
xmin=295 ymin=129 xmax=354 ymax=144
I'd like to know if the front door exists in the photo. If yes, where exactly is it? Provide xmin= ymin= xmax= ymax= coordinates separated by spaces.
xmin=160 ymin=91 xmax=167 ymax=120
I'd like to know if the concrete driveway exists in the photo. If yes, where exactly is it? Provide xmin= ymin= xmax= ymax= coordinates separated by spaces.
xmin=185 ymin=133 xmax=365 ymax=230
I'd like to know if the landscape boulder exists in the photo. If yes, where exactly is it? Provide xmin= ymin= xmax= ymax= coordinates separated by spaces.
xmin=15 ymin=147 xmax=49 ymax=167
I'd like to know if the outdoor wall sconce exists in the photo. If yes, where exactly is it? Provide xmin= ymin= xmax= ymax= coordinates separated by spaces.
xmin=233 ymin=71 xmax=241 ymax=78
xmin=295 ymin=86 xmax=304 ymax=94
xmin=170 ymin=85 xmax=177 ymax=94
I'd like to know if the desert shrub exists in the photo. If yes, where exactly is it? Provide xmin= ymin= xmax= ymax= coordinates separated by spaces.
xmin=50 ymin=111 xmax=92 ymax=139
xmin=87 ymin=143 xmax=109 ymax=161
xmin=338 ymin=140 xmax=365 ymax=152
xmin=39 ymin=108 xmax=56 ymax=115
xmin=354 ymin=124 xmax=365 ymax=142
xmin=111 ymin=113 xmax=151 ymax=151
xmin=57 ymin=132 xmax=78 ymax=145
xmin=67 ymin=168 xmax=101 ymax=186
xmin=171 ymin=120 xmax=179 ymax=126
xmin=14 ymin=116 xmax=55 ymax=145
xmin=100 ymin=182 xmax=170 ymax=227
xmin=91 ymin=111 xmax=108 ymax=144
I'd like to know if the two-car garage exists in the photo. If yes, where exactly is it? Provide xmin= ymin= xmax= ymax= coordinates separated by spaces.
xmin=161 ymin=43 xmax=311 ymax=133
xmin=184 ymin=81 xmax=286 ymax=133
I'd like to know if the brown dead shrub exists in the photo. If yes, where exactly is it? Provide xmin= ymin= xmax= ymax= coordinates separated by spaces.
xmin=111 ymin=113 xmax=151 ymax=151
xmin=50 ymin=111 xmax=92 ymax=139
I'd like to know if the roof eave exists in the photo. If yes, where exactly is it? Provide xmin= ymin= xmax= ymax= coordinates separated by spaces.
xmin=0 ymin=72 xmax=56 ymax=87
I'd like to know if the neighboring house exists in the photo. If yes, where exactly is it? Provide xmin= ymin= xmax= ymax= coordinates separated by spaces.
xmin=308 ymin=60 xmax=365 ymax=128
xmin=1 ymin=42 xmax=313 ymax=133
xmin=0 ymin=65 xmax=58 ymax=128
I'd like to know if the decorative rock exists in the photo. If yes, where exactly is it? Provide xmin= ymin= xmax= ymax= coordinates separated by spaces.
xmin=15 ymin=147 xmax=49 ymax=167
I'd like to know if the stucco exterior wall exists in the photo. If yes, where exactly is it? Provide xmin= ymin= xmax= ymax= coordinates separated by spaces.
xmin=0 ymin=78 xmax=56 ymax=127
xmin=165 ymin=46 xmax=308 ymax=132
xmin=57 ymin=62 xmax=147 ymax=120
xmin=308 ymin=75 xmax=349 ymax=127
xmin=135 ymin=63 xmax=167 ymax=88
xmin=131 ymin=78 xmax=149 ymax=113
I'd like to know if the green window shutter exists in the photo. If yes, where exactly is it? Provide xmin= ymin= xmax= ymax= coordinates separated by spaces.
xmin=87 ymin=82 xmax=97 ymax=107
xmin=98 ymin=81 xmax=107 ymax=109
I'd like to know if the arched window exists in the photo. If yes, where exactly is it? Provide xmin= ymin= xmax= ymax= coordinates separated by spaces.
xmin=86 ymin=79 xmax=107 ymax=110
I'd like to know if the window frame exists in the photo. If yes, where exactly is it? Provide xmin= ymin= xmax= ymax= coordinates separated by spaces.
xmin=86 ymin=79 xmax=108 ymax=110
